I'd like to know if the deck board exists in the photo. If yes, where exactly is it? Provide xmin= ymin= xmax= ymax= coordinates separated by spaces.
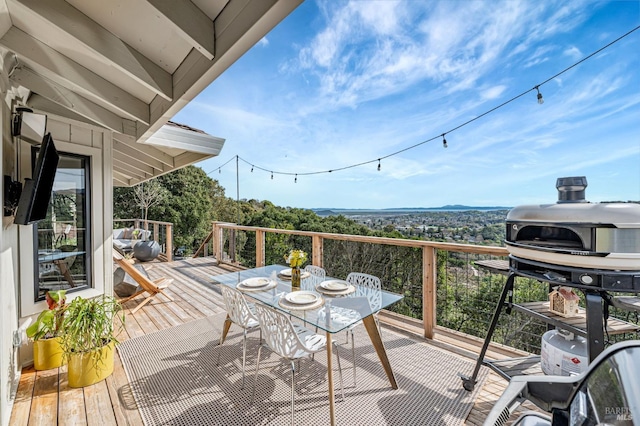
xmin=11 ymin=256 xmax=527 ymax=425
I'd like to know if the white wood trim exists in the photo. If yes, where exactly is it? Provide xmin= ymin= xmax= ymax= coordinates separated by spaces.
xmin=146 ymin=0 xmax=215 ymax=60
xmin=102 ymin=130 xmax=114 ymax=296
xmin=19 ymin=136 xmax=107 ymax=317
xmin=14 ymin=0 xmax=173 ymax=101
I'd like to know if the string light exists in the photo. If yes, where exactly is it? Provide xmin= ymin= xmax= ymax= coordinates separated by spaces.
xmin=536 ymin=86 xmax=544 ymax=104
xmin=218 ymin=168 xmax=221 ymax=173
xmin=205 ymin=25 xmax=639 ymax=181
xmin=294 ymin=174 xmax=297 ymax=183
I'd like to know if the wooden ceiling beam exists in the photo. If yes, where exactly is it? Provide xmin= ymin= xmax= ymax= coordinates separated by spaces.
xmin=0 ymin=26 xmax=150 ymax=124
xmin=146 ymin=0 xmax=215 ymax=60
xmin=112 ymin=170 xmax=133 ymax=187
xmin=14 ymin=0 xmax=173 ymax=101
xmin=113 ymin=153 xmax=155 ymax=177
xmin=112 ymin=137 xmax=174 ymax=170
xmin=13 ymin=66 xmax=137 ymax=136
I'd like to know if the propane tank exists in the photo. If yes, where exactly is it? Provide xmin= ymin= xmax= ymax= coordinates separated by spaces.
xmin=540 ymin=328 xmax=588 ymax=376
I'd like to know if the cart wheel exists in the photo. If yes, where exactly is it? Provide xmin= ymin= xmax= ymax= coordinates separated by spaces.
xmin=460 ymin=375 xmax=476 ymax=392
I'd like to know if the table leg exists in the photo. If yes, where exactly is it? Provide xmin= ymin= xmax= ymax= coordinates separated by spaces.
xmin=326 ymin=330 xmax=336 ymax=426
xmin=54 ymin=260 xmax=76 ymax=288
xmin=220 ymin=314 xmax=232 ymax=344
xmin=362 ymin=315 xmax=397 ymax=389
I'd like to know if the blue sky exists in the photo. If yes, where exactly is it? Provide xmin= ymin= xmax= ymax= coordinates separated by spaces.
xmin=173 ymin=0 xmax=640 ymax=209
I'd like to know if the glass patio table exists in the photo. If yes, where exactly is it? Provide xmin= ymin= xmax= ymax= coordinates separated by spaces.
xmin=211 ymin=264 xmax=403 ymax=425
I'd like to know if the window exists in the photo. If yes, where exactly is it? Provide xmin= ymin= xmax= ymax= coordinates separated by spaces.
xmin=34 ymin=150 xmax=91 ymax=301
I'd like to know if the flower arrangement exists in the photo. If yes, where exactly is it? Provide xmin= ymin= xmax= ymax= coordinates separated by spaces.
xmin=284 ymin=249 xmax=307 ymax=268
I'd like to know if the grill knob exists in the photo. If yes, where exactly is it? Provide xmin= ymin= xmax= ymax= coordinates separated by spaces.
xmin=580 ymin=274 xmax=594 ymax=285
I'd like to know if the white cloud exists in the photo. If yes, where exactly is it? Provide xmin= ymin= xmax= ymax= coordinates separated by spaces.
xmin=563 ymin=46 xmax=582 ymax=59
xmin=481 ymin=85 xmax=507 ymax=100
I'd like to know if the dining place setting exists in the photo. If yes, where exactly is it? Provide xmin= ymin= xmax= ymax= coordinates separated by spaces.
xmin=212 ymin=250 xmax=403 ymax=425
xmin=235 ymin=265 xmax=357 ymax=312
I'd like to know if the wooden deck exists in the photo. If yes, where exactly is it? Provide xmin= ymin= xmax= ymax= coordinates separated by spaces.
xmin=10 ymin=257 xmax=530 ymax=425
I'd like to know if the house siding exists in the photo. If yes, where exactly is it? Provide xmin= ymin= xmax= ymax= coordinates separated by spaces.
xmin=1 ymin=95 xmax=114 ymax=425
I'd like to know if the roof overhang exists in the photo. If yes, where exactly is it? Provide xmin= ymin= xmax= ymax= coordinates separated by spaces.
xmin=0 ymin=0 xmax=302 ymax=185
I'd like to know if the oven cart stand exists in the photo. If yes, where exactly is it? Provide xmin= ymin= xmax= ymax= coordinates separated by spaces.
xmin=460 ymin=270 xmax=608 ymax=392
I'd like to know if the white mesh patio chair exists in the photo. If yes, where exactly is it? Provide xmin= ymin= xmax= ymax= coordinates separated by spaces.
xmin=344 ymin=272 xmax=382 ymax=387
xmin=252 ymin=304 xmax=345 ymax=426
xmin=217 ymin=286 xmax=261 ymax=388
xmin=303 ymin=264 xmax=326 ymax=291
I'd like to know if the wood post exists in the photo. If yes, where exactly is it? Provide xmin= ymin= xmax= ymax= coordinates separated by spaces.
xmin=213 ymin=223 xmax=222 ymax=262
xmin=256 ymin=230 xmax=265 ymax=267
xmin=312 ymin=235 xmax=323 ymax=267
xmin=165 ymin=223 xmax=173 ymax=261
xmin=422 ymin=246 xmax=437 ymax=339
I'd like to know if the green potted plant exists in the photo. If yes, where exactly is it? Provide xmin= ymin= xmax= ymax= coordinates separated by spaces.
xmin=26 ymin=290 xmax=67 ymax=370
xmin=61 ymin=295 xmax=124 ymax=387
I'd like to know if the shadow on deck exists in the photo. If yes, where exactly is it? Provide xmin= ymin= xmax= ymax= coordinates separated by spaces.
xmin=10 ymin=257 xmax=528 ymax=426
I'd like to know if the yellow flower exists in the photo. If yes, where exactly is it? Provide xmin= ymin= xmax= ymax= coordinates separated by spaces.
xmin=284 ymin=249 xmax=307 ymax=268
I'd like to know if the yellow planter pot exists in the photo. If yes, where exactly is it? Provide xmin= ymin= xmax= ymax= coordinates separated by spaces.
xmin=67 ymin=341 xmax=115 ymax=388
xmin=33 ymin=337 xmax=65 ymax=370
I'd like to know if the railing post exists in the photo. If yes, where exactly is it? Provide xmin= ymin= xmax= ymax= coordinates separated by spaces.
xmin=422 ymin=246 xmax=437 ymax=339
xmin=165 ymin=223 xmax=173 ymax=261
xmin=213 ymin=222 xmax=222 ymax=262
xmin=312 ymin=235 xmax=323 ymax=267
xmin=256 ymin=229 xmax=265 ymax=267
xmin=230 ymin=230 xmax=236 ymax=263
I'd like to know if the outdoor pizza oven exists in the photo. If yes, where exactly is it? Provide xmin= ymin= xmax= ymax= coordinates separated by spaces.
xmin=505 ymin=177 xmax=640 ymax=292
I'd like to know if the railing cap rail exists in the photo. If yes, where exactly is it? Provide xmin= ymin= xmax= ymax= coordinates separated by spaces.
xmin=211 ymin=221 xmax=508 ymax=256
xmin=115 ymin=218 xmax=174 ymax=226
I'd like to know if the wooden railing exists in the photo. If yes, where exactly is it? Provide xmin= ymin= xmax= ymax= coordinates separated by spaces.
xmin=210 ymin=221 xmax=508 ymax=340
xmin=114 ymin=218 xmax=173 ymax=261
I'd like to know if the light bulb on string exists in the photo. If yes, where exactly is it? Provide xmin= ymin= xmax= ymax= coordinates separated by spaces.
xmin=270 ymin=172 xmax=273 ymax=180
xmin=442 ymin=134 xmax=448 ymax=148
xmin=251 ymin=165 xmax=254 ymax=172
xmin=536 ymin=86 xmax=544 ymax=104
xmin=218 ymin=168 xmax=221 ymax=174
xmin=377 ymin=159 xmax=381 ymax=171
xmin=294 ymin=174 xmax=297 ymax=183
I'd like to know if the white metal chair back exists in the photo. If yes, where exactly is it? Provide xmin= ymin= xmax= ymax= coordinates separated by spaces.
xmin=303 ymin=265 xmax=326 ymax=291
xmin=217 ymin=285 xmax=260 ymax=388
xmin=346 ymin=272 xmax=382 ymax=311
xmin=254 ymin=304 xmax=325 ymax=359
xmin=344 ymin=272 xmax=383 ymax=387
xmin=221 ymin=285 xmax=259 ymax=329
xmin=252 ymin=303 xmax=344 ymax=425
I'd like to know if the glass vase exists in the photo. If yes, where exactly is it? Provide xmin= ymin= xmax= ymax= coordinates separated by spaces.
xmin=291 ymin=266 xmax=301 ymax=290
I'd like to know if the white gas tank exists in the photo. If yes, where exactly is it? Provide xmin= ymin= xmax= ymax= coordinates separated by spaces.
xmin=540 ymin=328 xmax=588 ymax=376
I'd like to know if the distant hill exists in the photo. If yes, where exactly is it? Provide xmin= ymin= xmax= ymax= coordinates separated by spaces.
xmin=312 ymin=206 xmax=512 ymax=216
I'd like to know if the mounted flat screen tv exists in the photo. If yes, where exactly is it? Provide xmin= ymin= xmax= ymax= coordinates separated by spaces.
xmin=14 ymin=133 xmax=59 ymax=225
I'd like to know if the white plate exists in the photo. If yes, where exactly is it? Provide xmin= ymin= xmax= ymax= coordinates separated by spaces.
xmin=279 ymin=268 xmax=292 ymax=277
xmin=320 ymin=280 xmax=350 ymax=291
xmin=285 ymin=291 xmax=320 ymax=305
xmin=239 ymin=277 xmax=271 ymax=288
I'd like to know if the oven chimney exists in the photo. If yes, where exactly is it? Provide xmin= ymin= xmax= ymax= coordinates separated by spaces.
xmin=556 ymin=176 xmax=588 ymax=203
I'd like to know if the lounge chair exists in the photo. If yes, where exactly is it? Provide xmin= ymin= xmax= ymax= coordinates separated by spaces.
xmin=113 ymin=256 xmax=174 ymax=314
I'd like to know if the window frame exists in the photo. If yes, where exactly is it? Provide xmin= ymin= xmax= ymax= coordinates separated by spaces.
xmin=31 ymin=149 xmax=92 ymax=302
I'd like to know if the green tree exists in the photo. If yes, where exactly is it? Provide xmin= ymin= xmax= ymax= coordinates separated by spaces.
xmin=113 ymin=166 xmax=233 ymax=254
